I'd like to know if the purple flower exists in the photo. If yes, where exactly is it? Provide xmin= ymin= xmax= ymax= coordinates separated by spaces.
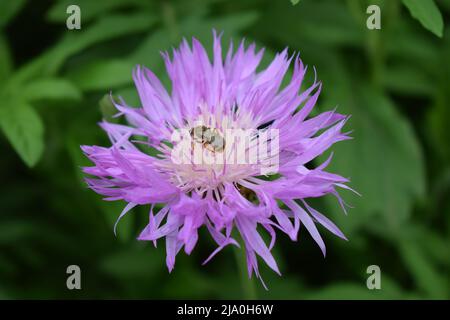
xmin=82 ymin=32 xmax=354 ymax=288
